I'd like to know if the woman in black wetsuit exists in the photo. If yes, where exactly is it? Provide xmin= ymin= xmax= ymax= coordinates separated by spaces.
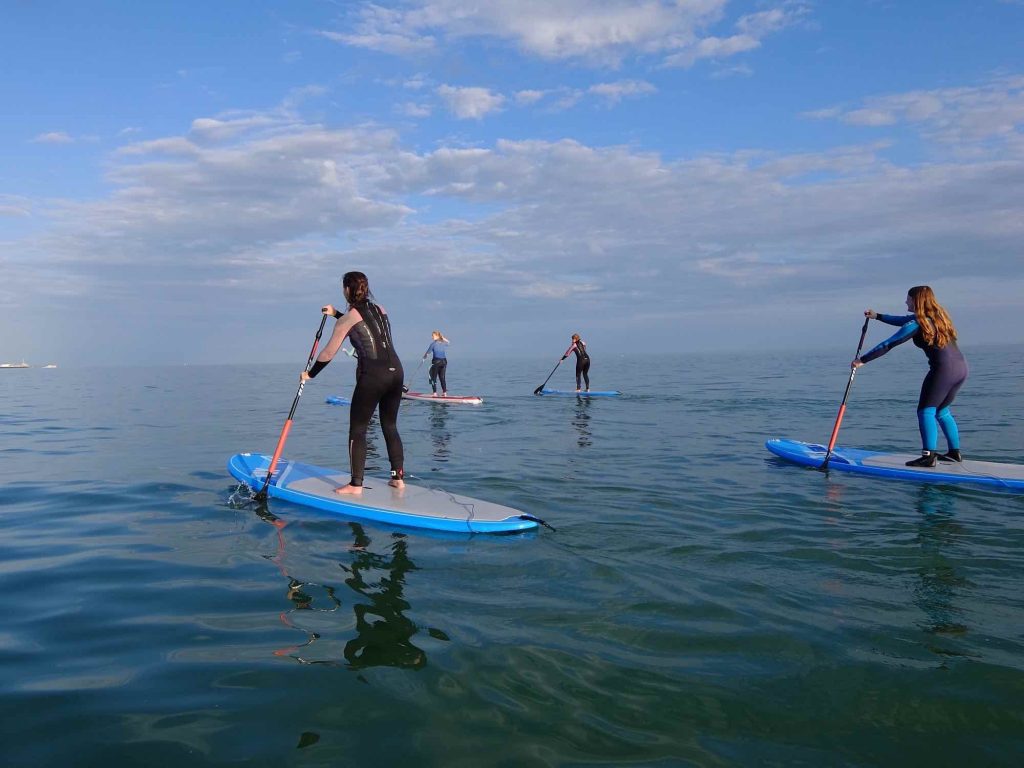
xmin=300 ymin=271 xmax=405 ymax=494
xmin=561 ymin=333 xmax=591 ymax=392
xmin=852 ymin=285 xmax=968 ymax=468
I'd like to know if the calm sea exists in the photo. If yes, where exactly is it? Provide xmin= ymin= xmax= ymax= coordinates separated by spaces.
xmin=1 ymin=346 xmax=1022 ymax=766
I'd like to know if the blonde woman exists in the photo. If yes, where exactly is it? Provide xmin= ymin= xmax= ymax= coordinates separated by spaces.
xmin=423 ymin=330 xmax=450 ymax=397
xmin=852 ymin=286 xmax=968 ymax=467
xmin=561 ymin=333 xmax=591 ymax=392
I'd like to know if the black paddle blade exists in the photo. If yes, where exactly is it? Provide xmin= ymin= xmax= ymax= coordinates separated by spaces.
xmin=533 ymin=385 xmax=543 ymax=395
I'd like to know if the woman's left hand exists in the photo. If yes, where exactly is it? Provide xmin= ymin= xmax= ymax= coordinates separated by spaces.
xmin=850 ymin=358 xmax=864 ymax=369
xmin=299 ymin=371 xmax=311 ymax=383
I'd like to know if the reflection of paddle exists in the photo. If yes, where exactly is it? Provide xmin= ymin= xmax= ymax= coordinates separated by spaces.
xmin=821 ymin=316 xmax=871 ymax=470
xmin=256 ymin=315 xmax=329 ymax=501
xmin=533 ymin=355 xmax=565 ymax=395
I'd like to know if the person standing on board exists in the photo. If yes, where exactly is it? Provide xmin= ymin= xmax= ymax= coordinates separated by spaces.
xmin=851 ymin=285 xmax=968 ymax=467
xmin=562 ymin=333 xmax=591 ymax=392
xmin=423 ymin=330 xmax=450 ymax=397
xmin=300 ymin=271 xmax=405 ymax=494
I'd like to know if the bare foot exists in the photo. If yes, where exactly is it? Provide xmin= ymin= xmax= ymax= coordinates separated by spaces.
xmin=431 ymin=392 xmax=438 ymax=398
xmin=334 ymin=484 xmax=363 ymax=496
xmin=388 ymin=478 xmax=405 ymax=489
xmin=442 ymin=392 xmax=447 ymax=397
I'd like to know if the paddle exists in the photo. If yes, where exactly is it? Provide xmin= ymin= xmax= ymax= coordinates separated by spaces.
xmin=533 ymin=355 xmax=565 ymax=395
xmin=255 ymin=315 xmax=329 ymax=501
xmin=403 ymin=356 xmax=426 ymax=393
xmin=821 ymin=316 xmax=871 ymax=470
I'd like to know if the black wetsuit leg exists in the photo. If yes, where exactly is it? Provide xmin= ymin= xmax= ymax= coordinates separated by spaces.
xmin=348 ymin=363 xmax=405 ymax=485
xmin=434 ymin=358 xmax=447 ymax=392
xmin=576 ymin=358 xmax=590 ymax=390
xmin=428 ymin=360 xmax=439 ymax=393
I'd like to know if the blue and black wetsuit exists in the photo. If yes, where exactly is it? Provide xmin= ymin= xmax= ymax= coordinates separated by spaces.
xmin=347 ymin=301 xmax=404 ymax=486
xmin=860 ymin=313 xmax=968 ymax=452
xmin=425 ymin=339 xmax=448 ymax=394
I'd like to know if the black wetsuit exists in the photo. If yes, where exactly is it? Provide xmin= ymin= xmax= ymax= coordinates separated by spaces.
xmin=860 ymin=313 xmax=968 ymax=451
xmin=346 ymin=301 xmax=405 ymax=485
xmin=570 ymin=341 xmax=590 ymax=390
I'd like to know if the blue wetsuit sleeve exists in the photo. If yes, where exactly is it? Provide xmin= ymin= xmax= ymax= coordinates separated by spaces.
xmin=860 ymin=320 xmax=919 ymax=363
xmin=876 ymin=313 xmax=915 ymax=327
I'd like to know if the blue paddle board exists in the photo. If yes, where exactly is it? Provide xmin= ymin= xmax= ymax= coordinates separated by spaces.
xmin=538 ymin=389 xmax=621 ymax=398
xmin=228 ymin=453 xmax=539 ymax=533
xmin=325 ymin=395 xmax=350 ymax=406
xmin=766 ymin=439 xmax=1024 ymax=491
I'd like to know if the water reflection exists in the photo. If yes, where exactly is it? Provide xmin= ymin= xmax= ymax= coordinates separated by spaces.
xmin=572 ymin=397 xmax=592 ymax=448
xmin=253 ymin=505 xmax=447 ymax=670
xmin=428 ymin=404 xmax=451 ymax=466
xmin=913 ymin=485 xmax=970 ymax=658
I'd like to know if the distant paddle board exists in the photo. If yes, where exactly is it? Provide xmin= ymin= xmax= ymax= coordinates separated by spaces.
xmin=402 ymin=391 xmax=483 ymax=405
xmin=537 ymin=389 xmax=621 ymax=398
xmin=325 ymin=395 xmax=351 ymax=406
xmin=766 ymin=439 xmax=1024 ymax=491
xmin=228 ymin=453 xmax=537 ymax=532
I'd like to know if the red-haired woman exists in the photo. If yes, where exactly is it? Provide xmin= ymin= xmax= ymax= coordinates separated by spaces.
xmin=852 ymin=286 xmax=968 ymax=467
xmin=300 ymin=271 xmax=405 ymax=494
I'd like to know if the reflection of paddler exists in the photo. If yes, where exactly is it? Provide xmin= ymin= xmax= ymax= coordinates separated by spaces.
xmin=341 ymin=523 xmax=435 ymax=670
xmin=913 ymin=486 xmax=969 ymax=657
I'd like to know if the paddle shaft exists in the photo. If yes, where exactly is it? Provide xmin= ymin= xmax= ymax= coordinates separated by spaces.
xmin=822 ymin=316 xmax=871 ymax=469
xmin=257 ymin=315 xmax=329 ymax=498
xmin=533 ymin=356 xmax=565 ymax=395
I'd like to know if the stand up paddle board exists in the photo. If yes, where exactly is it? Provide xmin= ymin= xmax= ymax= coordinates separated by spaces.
xmin=325 ymin=395 xmax=351 ymax=406
xmin=228 ymin=453 xmax=537 ymax=532
xmin=402 ymin=391 xmax=483 ymax=405
xmin=537 ymin=389 xmax=621 ymax=398
xmin=766 ymin=439 xmax=1024 ymax=491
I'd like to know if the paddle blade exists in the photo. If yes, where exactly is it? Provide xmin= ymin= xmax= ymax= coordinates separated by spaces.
xmin=533 ymin=385 xmax=543 ymax=395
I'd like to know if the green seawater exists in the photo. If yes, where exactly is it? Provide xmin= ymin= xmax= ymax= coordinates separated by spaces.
xmin=1 ymin=347 xmax=1022 ymax=766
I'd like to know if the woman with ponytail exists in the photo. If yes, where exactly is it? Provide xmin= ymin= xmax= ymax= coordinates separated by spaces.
xmin=300 ymin=271 xmax=405 ymax=494
xmin=851 ymin=286 xmax=968 ymax=467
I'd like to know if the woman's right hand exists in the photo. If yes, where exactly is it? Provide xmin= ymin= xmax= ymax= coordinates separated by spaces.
xmin=322 ymin=304 xmax=336 ymax=317
xmin=864 ymin=309 xmax=878 ymax=319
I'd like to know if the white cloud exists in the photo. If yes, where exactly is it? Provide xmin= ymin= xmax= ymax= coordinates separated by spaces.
xmin=321 ymin=1 xmax=807 ymax=68
xmin=803 ymin=75 xmax=1024 ymax=149
xmin=437 ymin=85 xmax=505 ymax=119
xmin=31 ymin=131 xmax=74 ymax=144
xmin=587 ymin=79 xmax=656 ymax=104
xmin=515 ymin=89 xmax=547 ymax=106
xmin=399 ymin=101 xmax=432 ymax=117
xmin=10 ymin=76 xmax=1023 ymax=329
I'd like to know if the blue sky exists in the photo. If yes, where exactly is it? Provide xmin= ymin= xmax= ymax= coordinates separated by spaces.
xmin=2 ymin=0 xmax=1023 ymax=365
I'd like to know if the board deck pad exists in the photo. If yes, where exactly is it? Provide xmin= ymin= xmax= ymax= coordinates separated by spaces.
xmin=538 ymin=388 xmax=621 ymax=397
xmin=402 ymin=391 xmax=483 ymax=404
xmin=766 ymin=438 xmax=1024 ymax=490
xmin=229 ymin=453 xmax=536 ymax=532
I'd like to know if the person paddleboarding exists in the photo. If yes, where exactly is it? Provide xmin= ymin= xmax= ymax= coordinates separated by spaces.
xmin=300 ymin=271 xmax=405 ymax=494
xmin=562 ymin=333 xmax=591 ymax=392
xmin=851 ymin=285 xmax=968 ymax=467
xmin=423 ymin=330 xmax=450 ymax=397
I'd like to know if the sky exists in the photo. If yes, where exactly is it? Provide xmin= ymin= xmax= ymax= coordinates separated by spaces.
xmin=2 ymin=0 xmax=1023 ymax=366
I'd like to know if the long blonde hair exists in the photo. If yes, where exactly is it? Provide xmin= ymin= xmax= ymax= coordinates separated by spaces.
xmin=908 ymin=285 xmax=956 ymax=348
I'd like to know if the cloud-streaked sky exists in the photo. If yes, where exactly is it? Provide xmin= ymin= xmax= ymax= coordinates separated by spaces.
xmin=2 ymin=0 xmax=1022 ymax=365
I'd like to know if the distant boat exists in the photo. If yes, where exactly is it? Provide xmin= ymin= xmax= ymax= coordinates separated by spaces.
xmin=42 ymin=364 xmax=57 ymax=369
xmin=0 ymin=360 xmax=29 ymax=369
